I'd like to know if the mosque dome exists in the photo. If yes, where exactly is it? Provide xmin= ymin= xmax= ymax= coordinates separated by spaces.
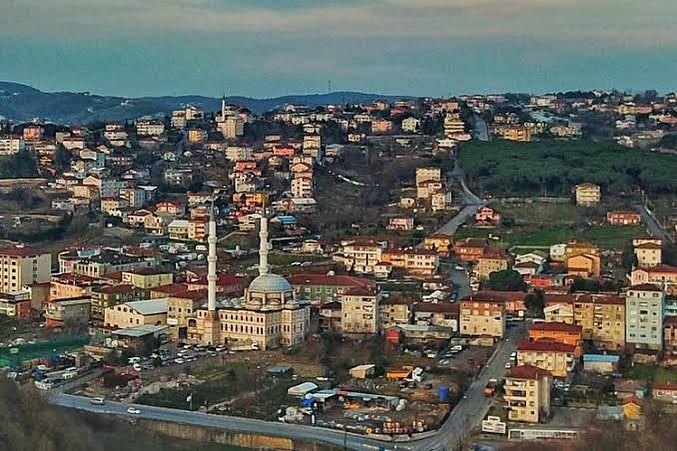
xmin=248 ymin=273 xmax=293 ymax=294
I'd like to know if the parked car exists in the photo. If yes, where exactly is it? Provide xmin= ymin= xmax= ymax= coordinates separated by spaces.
xmin=89 ymin=397 xmax=105 ymax=405
xmin=126 ymin=407 xmax=141 ymax=415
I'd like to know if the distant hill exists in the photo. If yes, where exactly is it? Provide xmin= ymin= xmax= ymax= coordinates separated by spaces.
xmin=0 ymin=81 xmax=409 ymax=124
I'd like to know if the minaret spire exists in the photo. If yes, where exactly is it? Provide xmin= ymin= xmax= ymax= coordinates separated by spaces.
xmin=258 ymin=215 xmax=269 ymax=275
xmin=207 ymin=201 xmax=217 ymax=311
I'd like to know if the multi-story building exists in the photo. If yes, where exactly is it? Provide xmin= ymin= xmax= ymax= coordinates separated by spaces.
xmin=219 ymin=116 xmax=245 ymax=139
xmin=104 ymin=298 xmax=168 ymax=329
xmin=664 ymin=316 xmax=677 ymax=354
xmin=415 ymin=167 xmax=441 ymax=188
xmin=0 ymin=246 xmax=51 ymax=293
xmin=625 ymin=284 xmax=665 ymax=351
xmin=0 ymin=291 xmax=32 ymax=320
xmin=340 ymin=287 xmax=381 ymax=334
xmin=452 ymin=238 xmax=488 ymax=263
xmin=167 ymin=289 xmax=207 ymax=340
xmin=0 ymin=136 xmax=25 ymax=155
xmin=502 ymin=126 xmax=533 ymax=142
xmin=136 ymin=120 xmax=165 ymax=136
xmin=574 ymin=183 xmax=601 ymax=207
xmin=72 ymin=252 xmax=155 ymax=278
xmin=90 ymin=284 xmax=142 ymax=321
xmin=121 ymin=268 xmax=173 ymax=290
xmin=291 ymin=177 xmax=313 ymax=198
xmin=516 ymin=340 xmax=576 ymax=378
xmin=544 ymin=303 xmax=574 ymax=324
xmin=50 ymin=273 xmax=106 ymax=301
xmin=423 ymin=234 xmax=453 ymax=256
xmin=475 ymin=251 xmax=511 ymax=280
xmin=459 ymin=297 xmax=506 ymax=339
xmin=45 ymin=296 xmax=91 ymax=328
xmin=607 ymin=211 xmax=641 ymax=226
xmin=413 ymin=302 xmax=459 ymax=332
xmin=378 ymin=294 xmax=414 ymax=330
xmin=334 ymin=240 xmax=384 ymax=274
xmin=529 ymin=322 xmax=583 ymax=357
xmin=571 ymin=294 xmax=626 ymax=351
xmin=401 ymin=117 xmax=420 ymax=133
xmin=380 ymin=249 xmax=439 ymax=277
xmin=634 ymin=242 xmax=662 ymax=268
xmin=504 ymin=365 xmax=552 ymax=423
xmin=286 ymin=274 xmax=374 ymax=305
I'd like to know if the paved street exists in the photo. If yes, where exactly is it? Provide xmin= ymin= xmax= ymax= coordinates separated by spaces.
xmin=635 ymin=204 xmax=673 ymax=243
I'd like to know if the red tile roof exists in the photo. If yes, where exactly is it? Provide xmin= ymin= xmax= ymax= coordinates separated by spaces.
xmin=629 ymin=283 xmax=665 ymax=292
xmin=414 ymin=302 xmax=459 ymax=314
xmin=506 ymin=365 xmax=552 ymax=380
xmin=0 ymin=245 xmax=43 ymax=257
xmin=530 ymin=322 xmax=582 ymax=334
xmin=517 ymin=340 xmax=576 ymax=353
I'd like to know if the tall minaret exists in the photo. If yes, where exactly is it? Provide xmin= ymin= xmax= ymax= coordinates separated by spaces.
xmin=207 ymin=203 xmax=217 ymax=311
xmin=259 ymin=215 xmax=269 ymax=275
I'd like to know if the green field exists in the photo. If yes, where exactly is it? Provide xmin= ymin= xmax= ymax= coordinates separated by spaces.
xmin=623 ymin=364 xmax=677 ymax=385
xmin=456 ymin=202 xmax=644 ymax=250
xmin=459 ymin=139 xmax=677 ymax=197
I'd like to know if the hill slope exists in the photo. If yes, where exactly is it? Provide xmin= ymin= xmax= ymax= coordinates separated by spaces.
xmin=0 ymin=81 xmax=408 ymax=124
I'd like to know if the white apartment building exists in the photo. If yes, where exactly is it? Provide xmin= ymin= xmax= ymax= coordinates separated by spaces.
xmin=136 ymin=120 xmax=165 ymax=136
xmin=291 ymin=178 xmax=313 ymax=198
xmin=0 ymin=246 xmax=52 ymax=293
xmin=626 ymin=284 xmax=665 ymax=351
xmin=0 ymin=136 xmax=25 ymax=155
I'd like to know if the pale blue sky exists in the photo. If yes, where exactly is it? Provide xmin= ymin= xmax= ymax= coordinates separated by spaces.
xmin=1 ymin=0 xmax=675 ymax=97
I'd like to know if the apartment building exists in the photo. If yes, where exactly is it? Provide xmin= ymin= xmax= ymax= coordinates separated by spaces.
xmin=0 ymin=136 xmax=24 ymax=155
xmin=334 ymin=240 xmax=384 ymax=274
xmin=502 ymin=126 xmax=533 ymax=142
xmin=634 ymin=242 xmax=662 ymax=268
xmin=380 ymin=249 xmax=439 ymax=277
xmin=286 ymin=274 xmax=374 ymax=305
xmin=625 ymin=284 xmax=665 ymax=351
xmin=504 ymin=365 xmax=552 ymax=423
xmin=516 ymin=340 xmax=576 ymax=378
xmin=90 ymin=284 xmax=142 ymax=321
xmin=423 ymin=234 xmax=453 ymax=256
xmin=413 ymin=302 xmax=459 ymax=332
xmin=476 ymin=252 xmax=511 ymax=280
xmin=529 ymin=322 xmax=583 ymax=357
xmin=136 ymin=120 xmax=165 ymax=136
xmin=607 ymin=211 xmax=641 ymax=226
xmin=378 ymin=294 xmax=414 ymax=330
xmin=121 ymin=268 xmax=173 ymax=289
xmin=45 ymin=296 xmax=91 ymax=328
xmin=340 ymin=287 xmax=381 ymax=334
xmin=459 ymin=297 xmax=506 ymax=339
xmin=571 ymin=294 xmax=626 ymax=351
xmin=291 ymin=177 xmax=313 ymax=198
xmin=0 ymin=246 xmax=52 ymax=293
xmin=574 ymin=183 xmax=601 ymax=207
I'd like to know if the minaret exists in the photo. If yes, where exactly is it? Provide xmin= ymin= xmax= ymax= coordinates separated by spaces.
xmin=202 ymin=202 xmax=220 ymax=345
xmin=207 ymin=203 xmax=217 ymax=311
xmin=221 ymin=94 xmax=226 ymax=119
xmin=259 ymin=215 xmax=269 ymax=275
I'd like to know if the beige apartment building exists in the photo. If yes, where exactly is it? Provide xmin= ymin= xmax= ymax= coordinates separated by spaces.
xmin=459 ymin=298 xmax=506 ymax=339
xmin=504 ymin=365 xmax=552 ymax=423
xmin=378 ymin=294 xmax=413 ymax=330
xmin=476 ymin=253 xmax=511 ymax=280
xmin=341 ymin=287 xmax=381 ymax=334
xmin=516 ymin=340 xmax=576 ymax=378
xmin=574 ymin=183 xmax=601 ymax=206
xmin=104 ymin=298 xmax=168 ymax=329
xmin=0 ymin=246 xmax=52 ymax=293
xmin=334 ymin=240 xmax=384 ymax=274
xmin=121 ymin=268 xmax=173 ymax=289
xmin=573 ymin=294 xmax=626 ymax=351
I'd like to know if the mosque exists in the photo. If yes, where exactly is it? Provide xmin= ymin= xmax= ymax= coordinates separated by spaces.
xmin=186 ymin=210 xmax=310 ymax=349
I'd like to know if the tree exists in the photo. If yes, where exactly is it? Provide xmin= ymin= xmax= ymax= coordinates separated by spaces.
xmin=486 ymin=270 xmax=527 ymax=291
xmin=621 ymin=240 xmax=638 ymax=270
xmin=524 ymin=291 xmax=545 ymax=317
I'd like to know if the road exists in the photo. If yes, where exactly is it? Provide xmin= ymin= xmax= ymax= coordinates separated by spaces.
xmin=635 ymin=204 xmax=673 ymax=244
xmin=471 ymin=114 xmax=490 ymax=142
xmin=49 ymin=325 xmax=522 ymax=451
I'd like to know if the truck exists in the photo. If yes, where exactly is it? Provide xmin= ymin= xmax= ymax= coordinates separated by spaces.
xmin=484 ymin=378 xmax=498 ymax=397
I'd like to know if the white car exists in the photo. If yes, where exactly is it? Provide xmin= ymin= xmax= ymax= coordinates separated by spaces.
xmin=504 ymin=362 xmax=512 ymax=369
xmin=89 ymin=397 xmax=105 ymax=405
xmin=126 ymin=407 xmax=141 ymax=415
xmin=454 ymin=265 xmax=464 ymax=271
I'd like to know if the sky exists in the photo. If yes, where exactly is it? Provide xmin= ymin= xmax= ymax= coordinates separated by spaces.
xmin=1 ymin=0 xmax=676 ymax=98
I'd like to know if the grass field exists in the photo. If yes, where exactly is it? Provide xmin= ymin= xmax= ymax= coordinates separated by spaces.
xmin=623 ymin=364 xmax=677 ymax=385
xmin=455 ymin=202 xmax=644 ymax=250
